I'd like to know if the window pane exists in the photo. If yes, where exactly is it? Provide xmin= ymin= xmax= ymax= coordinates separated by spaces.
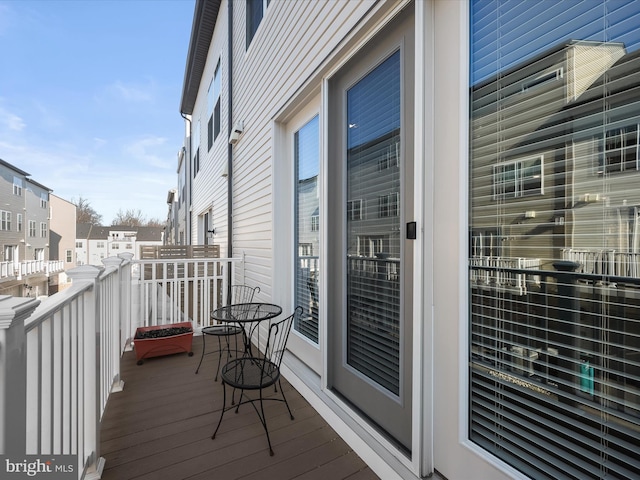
xmin=246 ymin=0 xmax=263 ymax=48
xmin=295 ymin=115 xmax=320 ymax=343
xmin=470 ymin=2 xmax=640 ymax=478
xmin=346 ymin=51 xmax=401 ymax=395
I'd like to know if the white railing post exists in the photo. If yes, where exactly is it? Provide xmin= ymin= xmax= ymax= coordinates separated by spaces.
xmin=0 ymin=295 xmax=40 ymax=456
xmin=118 ymin=253 xmax=134 ymax=352
xmin=66 ymin=265 xmax=105 ymax=480
xmin=102 ymin=257 xmax=126 ymax=394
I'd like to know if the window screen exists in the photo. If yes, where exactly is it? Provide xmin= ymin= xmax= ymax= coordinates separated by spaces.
xmin=470 ymin=1 xmax=640 ymax=478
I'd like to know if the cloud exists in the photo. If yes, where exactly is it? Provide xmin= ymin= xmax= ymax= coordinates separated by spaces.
xmin=108 ymin=80 xmax=155 ymax=103
xmin=93 ymin=137 xmax=107 ymax=149
xmin=124 ymin=135 xmax=172 ymax=169
xmin=0 ymin=106 xmax=26 ymax=132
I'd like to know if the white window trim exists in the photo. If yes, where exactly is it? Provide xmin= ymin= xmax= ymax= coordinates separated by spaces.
xmin=493 ymin=155 xmax=544 ymax=199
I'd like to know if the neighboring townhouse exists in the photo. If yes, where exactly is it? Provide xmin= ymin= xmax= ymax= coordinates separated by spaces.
xmin=179 ymin=2 xmax=640 ymax=480
xmin=76 ymin=224 xmax=163 ymax=266
xmin=49 ymin=194 xmax=77 ymax=293
xmin=132 ymin=226 xmax=164 ymax=256
xmin=0 ymin=159 xmax=62 ymax=297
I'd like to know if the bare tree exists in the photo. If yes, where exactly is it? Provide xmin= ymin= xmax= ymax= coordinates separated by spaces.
xmin=73 ymin=196 xmax=103 ymax=225
xmin=112 ymin=208 xmax=147 ymax=227
xmin=146 ymin=218 xmax=165 ymax=228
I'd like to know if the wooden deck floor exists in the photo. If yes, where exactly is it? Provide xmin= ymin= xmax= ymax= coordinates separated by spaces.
xmin=99 ymin=336 xmax=380 ymax=480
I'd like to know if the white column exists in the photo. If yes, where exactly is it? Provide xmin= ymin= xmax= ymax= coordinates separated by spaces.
xmin=0 ymin=295 xmax=40 ymax=455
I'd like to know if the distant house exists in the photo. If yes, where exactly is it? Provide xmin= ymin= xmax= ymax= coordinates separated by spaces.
xmin=0 ymin=158 xmax=63 ymax=297
xmin=76 ymin=224 xmax=164 ymax=266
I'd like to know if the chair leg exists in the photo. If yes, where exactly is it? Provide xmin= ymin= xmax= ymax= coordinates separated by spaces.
xmin=214 ymin=336 xmax=223 ymax=381
xmin=212 ymin=381 xmax=228 ymax=440
xmin=258 ymin=388 xmax=275 ymax=456
xmin=195 ymin=333 xmax=207 ymax=374
xmin=278 ymin=378 xmax=295 ymax=420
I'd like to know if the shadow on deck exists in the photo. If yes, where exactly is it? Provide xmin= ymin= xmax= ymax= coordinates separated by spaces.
xmin=99 ymin=336 xmax=380 ymax=480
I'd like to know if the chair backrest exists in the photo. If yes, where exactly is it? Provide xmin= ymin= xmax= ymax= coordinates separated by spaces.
xmin=263 ymin=307 xmax=302 ymax=368
xmin=230 ymin=284 xmax=260 ymax=305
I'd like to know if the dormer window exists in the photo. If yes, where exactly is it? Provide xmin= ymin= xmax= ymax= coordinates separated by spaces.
xmin=13 ymin=177 xmax=23 ymax=196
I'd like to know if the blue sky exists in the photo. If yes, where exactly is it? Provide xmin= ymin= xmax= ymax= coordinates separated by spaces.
xmin=0 ymin=0 xmax=195 ymax=224
xmin=471 ymin=0 xmax=640 ymax=84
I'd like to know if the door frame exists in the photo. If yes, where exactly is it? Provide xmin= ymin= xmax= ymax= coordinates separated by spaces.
xmin=318 ymin=1 xmax=431 ymax=475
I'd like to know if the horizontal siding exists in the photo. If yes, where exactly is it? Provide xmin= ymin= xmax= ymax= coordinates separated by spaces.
xmin=190 ymin=1 xmax=230 ymax=254
xmin=228 ymin=0 xmax=378 ymax=301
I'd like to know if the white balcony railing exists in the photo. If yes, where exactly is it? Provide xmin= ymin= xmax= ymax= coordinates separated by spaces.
xmin=0 ymin=259 xmax=65 ymax=281
xmin=470 ymin=256 xmax=541 ymax=295
xmin=562 ymin=248 xmax=640 ymax=278
xmin=0 ymin=252 xmax=241 ymax=479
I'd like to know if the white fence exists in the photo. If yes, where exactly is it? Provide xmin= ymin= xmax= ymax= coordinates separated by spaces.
xmin=0 ymin=253 xmax=239 ymax=479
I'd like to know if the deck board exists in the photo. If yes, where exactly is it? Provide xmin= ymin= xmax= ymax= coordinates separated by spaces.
xmin=99 ymin=336 xmax=380 ymax=480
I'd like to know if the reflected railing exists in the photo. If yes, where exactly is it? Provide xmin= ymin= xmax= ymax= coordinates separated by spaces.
xmin=470 ymin=256 xmax=541 ymax=295
xmin=563 ymin=247 xmax=640 ymax=278
xmin=469 ymin=261 xmax=640 ymax=477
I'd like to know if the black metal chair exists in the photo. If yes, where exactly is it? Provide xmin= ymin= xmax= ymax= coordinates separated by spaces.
xmin=212 ymin=306 xmax=302 ymax=456
xmin=195 ymin=285 xmax=260 ymax=379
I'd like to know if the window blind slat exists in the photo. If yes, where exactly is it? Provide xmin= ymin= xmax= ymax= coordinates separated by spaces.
xmin=470 ymin=2 xmax=640 ymax=478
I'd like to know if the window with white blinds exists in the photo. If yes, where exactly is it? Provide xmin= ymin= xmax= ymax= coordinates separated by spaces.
xmin=469 ymin=2 xmax=640 ymax=479
xmin=294 ymin=115 xmax=319 ymax=343
xmin=346 ymin=51 xmax=401 ymax=395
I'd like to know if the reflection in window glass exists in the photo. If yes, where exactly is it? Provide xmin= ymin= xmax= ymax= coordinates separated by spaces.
xmin=346 ymin=50 xmax=401 ymax=395
xmin=470 ymin=2 xmax=640 ymax=478
xmin=294 ymin=115 xmax=319 ymax=343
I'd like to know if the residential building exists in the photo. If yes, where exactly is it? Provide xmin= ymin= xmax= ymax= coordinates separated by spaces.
xmin=76 ymin=224 xmax=164 ymax=266
xmin=48 ymin=194 xmax=76 ymax=294
xmin=177 ymin=1 xmax=640 ymax=479
xmin=0 ymin=159 xmax=62 ymax=297
xmin=165 ymin=188 xmax=178 ymax=245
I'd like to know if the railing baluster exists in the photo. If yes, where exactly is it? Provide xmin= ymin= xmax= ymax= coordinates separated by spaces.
xmin=1 ymin=254 xmax=240 ymax=479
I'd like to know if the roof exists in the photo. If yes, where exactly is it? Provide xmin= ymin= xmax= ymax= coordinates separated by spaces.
xmin=0 ymin=159 xmax=52 ymax=190
xmin=77 ymin=224 xmax=164 ymax=242
xmin=0 ymin=158 xmax=30 ymax=176
xmin=26 ymin=177 xmax=52 ymax=192
xmin=180 ymin=0 xmax=222 ymax=115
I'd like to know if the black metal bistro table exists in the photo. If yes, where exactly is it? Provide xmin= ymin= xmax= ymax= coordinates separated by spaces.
xmin=210 ymin=302 xmax=282 ymax=356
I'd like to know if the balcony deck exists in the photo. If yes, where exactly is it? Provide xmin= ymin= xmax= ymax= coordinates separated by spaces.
xmin=100 ymin=335 xmax=379 ymax=480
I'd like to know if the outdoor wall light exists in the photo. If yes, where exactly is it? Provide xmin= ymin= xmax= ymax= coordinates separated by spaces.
xmin=229 ymin=121 xmax=244 ymax=145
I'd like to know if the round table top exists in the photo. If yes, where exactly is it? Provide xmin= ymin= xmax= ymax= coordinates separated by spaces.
xmin=211 ymin=302 xmax=282 ymax=323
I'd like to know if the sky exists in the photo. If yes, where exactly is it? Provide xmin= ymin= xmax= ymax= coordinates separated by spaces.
xmin=471 ymin=0 xmax=640 ymax=84
xmin=0 ymin=0 xmax=195 ymax=225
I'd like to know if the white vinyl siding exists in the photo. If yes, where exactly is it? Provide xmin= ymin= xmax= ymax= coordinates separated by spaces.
xmin=232 ymin=0 xmax=376 ymax=294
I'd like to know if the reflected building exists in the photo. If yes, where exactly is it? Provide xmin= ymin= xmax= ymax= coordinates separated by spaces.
xmin=469 ymin=40 xmax=640 ymax=473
